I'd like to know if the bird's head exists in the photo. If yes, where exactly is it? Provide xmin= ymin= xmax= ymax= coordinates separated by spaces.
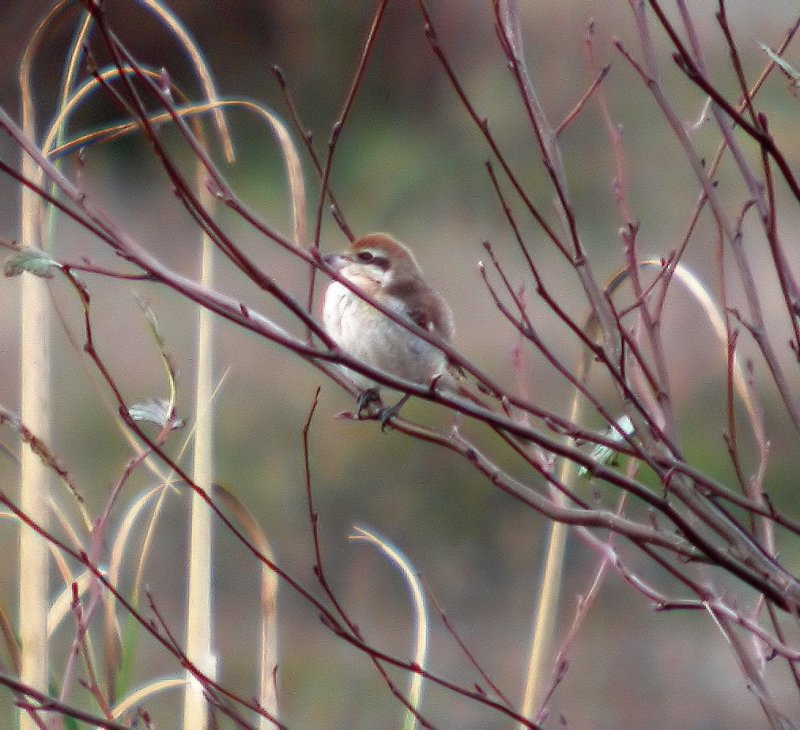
xmin=324 ymin=234 xmax=423 ymax=291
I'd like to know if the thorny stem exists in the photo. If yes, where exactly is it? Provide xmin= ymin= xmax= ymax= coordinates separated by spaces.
xmin=0 ymin=671 xmax=128 ymax=730
xmin=271 ymin=65 xmax=354 ymax=242
xmin=312 ymin=0 xmax=389 ymax=249
xmin=301 ymin=390 xmax=433 ymax=728
xmin=493 ymin=0 xmax=621 ymax=359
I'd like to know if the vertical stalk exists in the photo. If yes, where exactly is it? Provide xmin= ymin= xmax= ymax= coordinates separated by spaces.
xmin=19 ymin=48 xmax=51 ymax=729
xmin=182 ymin=183 xmax=217 ymax=727
xmin=519 ymin=446 xmax=577 ymax=725
xmin=19 ymin=275 xmax=51 ymax=730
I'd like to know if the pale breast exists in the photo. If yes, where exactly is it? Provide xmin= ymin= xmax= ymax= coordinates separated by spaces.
xmin=322 ymin=282 xmax=448 ymax=387
xmin=322 ymin=281 xmax=350 ymax=341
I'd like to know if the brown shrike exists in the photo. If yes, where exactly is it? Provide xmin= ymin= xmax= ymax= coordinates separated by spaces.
xmin=323 ymin=233 xmax=457 ymax=424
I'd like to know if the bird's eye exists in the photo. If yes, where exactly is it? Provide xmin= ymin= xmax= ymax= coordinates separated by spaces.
xmin=355 ymin=251 xmax=374 ymax=263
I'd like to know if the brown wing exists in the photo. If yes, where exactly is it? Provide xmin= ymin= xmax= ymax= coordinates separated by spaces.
xmin=385 ymin=271 xmax=455 ymax=341
xmin=408 ymin=306 xmax=433 ymax=331
xmin=406 ymin=289 xmax=453 ymax=341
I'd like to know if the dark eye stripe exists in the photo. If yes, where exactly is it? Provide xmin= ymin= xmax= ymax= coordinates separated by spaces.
xmin=354 ymin=250 xmax=389 ymax=270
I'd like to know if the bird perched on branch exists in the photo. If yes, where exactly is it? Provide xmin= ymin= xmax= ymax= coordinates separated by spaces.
xmin=322 ymin=233 xmax=458 ymax=425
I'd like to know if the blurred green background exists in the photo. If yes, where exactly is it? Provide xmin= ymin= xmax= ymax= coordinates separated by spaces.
xmin=2 ymin=1 xmax=800 ymax=727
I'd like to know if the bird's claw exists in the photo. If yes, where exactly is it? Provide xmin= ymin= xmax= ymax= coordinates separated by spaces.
xmin=378 ymin=394 xmax=411 ymax=432
xmin=354 ymin=390 xmax=411 ymax=432
xmin=378 ymin=403 xmax=402 ymax=432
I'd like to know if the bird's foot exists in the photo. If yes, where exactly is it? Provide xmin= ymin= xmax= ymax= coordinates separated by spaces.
xmin=355 ymin=388 xmax=383 ymax=420
xmin=378 ymin=394 xmax=411 ymax=432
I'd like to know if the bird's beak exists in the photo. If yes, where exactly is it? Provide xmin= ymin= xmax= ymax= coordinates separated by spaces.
xmin=323 ymin=252 xmax=347 ymax=270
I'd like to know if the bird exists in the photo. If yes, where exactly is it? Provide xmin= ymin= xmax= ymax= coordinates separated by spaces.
xmin=322 ymin=233 xmax=457 ymax=425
